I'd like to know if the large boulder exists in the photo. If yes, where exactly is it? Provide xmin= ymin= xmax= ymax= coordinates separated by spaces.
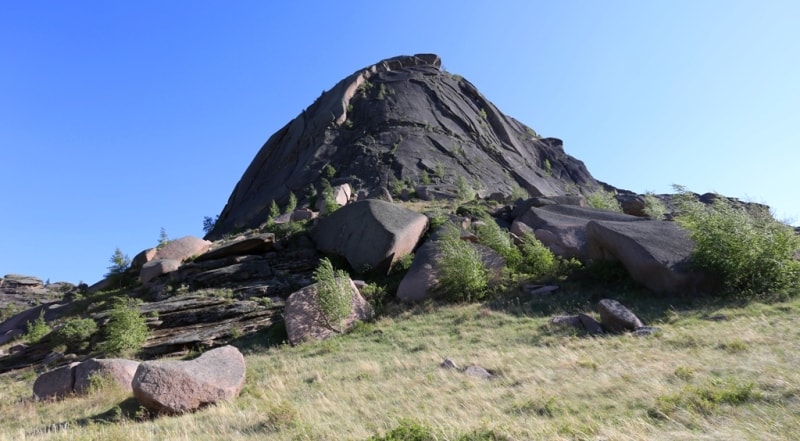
xmin=132 ymin=345 xmax=246 ymax=414
xmin=511 ymin=205 xmax=643 ymax=260
xmin=74 ymin=358 xmax=140 ymax=394
xmin=153 ymin=236 xmax=212 ymax=262
xmin=33 ymin=362 xmax=79 ymax=400
xmin=586 ymin=219 xmax=700 ymax=294
xmin=312 ymin=199 xmax=428 ymax=273
xmin=284 ymin=278 xmax=373 ymax=345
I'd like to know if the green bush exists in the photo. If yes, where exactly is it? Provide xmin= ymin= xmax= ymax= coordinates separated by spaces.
xmin=25 ymin=311 xmax=51 ymax=343
xmin=643 ymin=192 xmax=668 ymax=220
xmin=101 ymin=297 xmax=149 ymax=356
xmin=54 ymin=318 xmax=98 ymax=352
xmin=436 ymin=228 xmax=489 ymax=302
xmin=473 ymin=218 xmax=522 ymax=270
xmin=313 ymin=258 xmax=353 ymax=332
xmin=586 ymin=189 xmax=622 ymax=212
xmin=518 ymin=232 xmax=559 ymax=280
xmin=674 ymin=186 xmax=800 ymax=297
xmin=456 ymin=176 xmax=476 ymax=202
xmin=285 ymin=192 xmax=298 ymax=214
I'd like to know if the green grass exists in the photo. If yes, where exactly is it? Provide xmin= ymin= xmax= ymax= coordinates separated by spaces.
xmin=3 ymin=293 xmax=800 ymax=440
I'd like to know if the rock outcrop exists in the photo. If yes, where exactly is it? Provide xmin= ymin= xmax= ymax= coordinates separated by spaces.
xmin=132 ymin=345 xmax=246 ymax=414
xmin=207 ymin=54 xmax=601 ymax=239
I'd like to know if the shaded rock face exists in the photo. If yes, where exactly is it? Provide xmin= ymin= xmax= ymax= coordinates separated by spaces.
xmin=207 ymin=54 xmax=600 ymax=239
xmin=312 ymin=199 xmax=428 ymax=273
xmin=587 ymin=219 xmax=702 ymax=293
xmin=512 ymin=205 xmax=643 ymax=260
xmin=33 ymin=362 xmax=81 ymax=400
xmin=132 ymin=345 xmax=246 ymax=414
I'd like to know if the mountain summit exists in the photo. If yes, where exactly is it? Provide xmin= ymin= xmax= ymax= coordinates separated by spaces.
xmin=208 ymin=54 xmax=601 ymax=238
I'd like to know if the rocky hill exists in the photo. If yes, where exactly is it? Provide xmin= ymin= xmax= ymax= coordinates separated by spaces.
xmin=207 ymin=54 xmax=601 ymax=239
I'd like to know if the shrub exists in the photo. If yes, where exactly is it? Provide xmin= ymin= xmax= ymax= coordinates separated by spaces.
xmin=473 ymin=218 xmax=522 ymax=270
xmin=313 ymin=258 xmax=353 ymax=332
xmin=518 ymin=232 xmax=558 ymax=280
xmin=101 ymin=297 xmax=149 ymax=356
xmin=643 ymin=192 xmax=668 ymax=220
xmin=456 ymin=176 xmax=476 ymax=201
xmin=586 ymin=189 xmax=622 ymax=212
xmin=437 ymin=228 xmax=489 ymax=302
xmin=54 ymin=318 xmax=98 ymax=352
xmin=268 ymin=200 xmax=280 ymax=221
xmin=285 ymin=192 xmax=298 ymax=214
xmin=673 ymin=185 xmax=800 ymax=297
xmin=25 ymin=311 xmax=50 ymax=343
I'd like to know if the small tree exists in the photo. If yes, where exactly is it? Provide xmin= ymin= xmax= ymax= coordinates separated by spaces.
xmin=268 ymin=200 xmax=280 ymax=221
xmin=157 ymin=227 xmax=169 ymax=248
xmin=313 ymin=258 xmax=352 ymax=332
xmin=285 ymin=192 xmax=298 ymax=214
xmin=106 ymin=247 xmax=131 ymax=288
xmin=202 ymin=215 xmax=218 ymax=235
xmin=101 ymin=297 xmax=149 ymax=357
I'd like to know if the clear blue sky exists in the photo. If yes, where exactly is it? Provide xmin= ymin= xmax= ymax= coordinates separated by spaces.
xmin=2 ymin=1 xmax=798 ymax=284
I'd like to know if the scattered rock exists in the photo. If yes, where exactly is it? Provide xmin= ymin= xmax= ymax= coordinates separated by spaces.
xmin=464 ymin=365 xmax=493 ymax=380
xmin=522 ymin=285 xmax=559 ymax=296
xmin=551 ymin=315 xmax=582 ymax=330
xmin=441 ymin=358 xmax=459 ymax=370
xmin=132 ymin=345 xmax=246 ymax=414
xmin=578 ymin=313 xmax=605 ymax=335
xmin=598 ymin=299 xmax=644 ymax=333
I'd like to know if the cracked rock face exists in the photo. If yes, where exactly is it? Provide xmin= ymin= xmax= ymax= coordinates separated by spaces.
xmin=207 ymin=53 xmax=600 ymax=239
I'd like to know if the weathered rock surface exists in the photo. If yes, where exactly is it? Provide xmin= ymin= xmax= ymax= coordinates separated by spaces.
xmin=140 ymin=259 xmax=181 ymax=284
xmin=74 ymin=358 xmax=140 ymax=394
xmin=194 ymin=234 xmax=276 ymax=263
xmin=33 ymin=362 xmax=79 ymax=400
xmin=206 ymin=54 xmax=601 ymax=239
xmin=153 ymin=236 xmax=212 ymax=262
xmin=284 ymin=278 xmax=373 ymax=345
xmin=598 ymin=299 xmax=644 ymax=333
xmin=312 ymin=199 xmax=428 ymax=272
xmin=586 ymin=219 xmax=700 ymax=294
xmin=0 ymin=302 xmax=70 ymax=345
xmin=132 ymin=345 xmax=246 ymax=414
xmin=512 ymin=205 xmax=643 ymax=260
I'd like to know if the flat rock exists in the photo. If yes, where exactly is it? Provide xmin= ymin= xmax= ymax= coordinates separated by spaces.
xmin=153 ymin=236 xmax=212 ymax=262
xmin=195 ymin=234 xmax=275 ymax=262
xmin=140 ymin=259 xmax=181 ymax=284
xmin=132 ymin=345 xmax=246 ymax=414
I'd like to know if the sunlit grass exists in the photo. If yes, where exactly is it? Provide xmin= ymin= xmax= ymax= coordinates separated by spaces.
xmin=2 ymin=296 xmax=800 ymax=440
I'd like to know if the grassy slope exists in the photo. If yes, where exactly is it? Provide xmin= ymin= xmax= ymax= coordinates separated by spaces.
xmin=2 ymin=291 xmax=800 ymax=440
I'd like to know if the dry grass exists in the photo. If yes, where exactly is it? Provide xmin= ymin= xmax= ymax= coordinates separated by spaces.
xmin=2 ymin=298 xmax=800 ymax=440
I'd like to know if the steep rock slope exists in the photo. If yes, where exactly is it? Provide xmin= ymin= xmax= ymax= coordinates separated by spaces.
xmin=208 ymin=54 xmax=600 ymax=239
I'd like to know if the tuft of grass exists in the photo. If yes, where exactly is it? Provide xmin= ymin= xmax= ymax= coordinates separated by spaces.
xmin=436 ymin=228 xmax=489 ymax=302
